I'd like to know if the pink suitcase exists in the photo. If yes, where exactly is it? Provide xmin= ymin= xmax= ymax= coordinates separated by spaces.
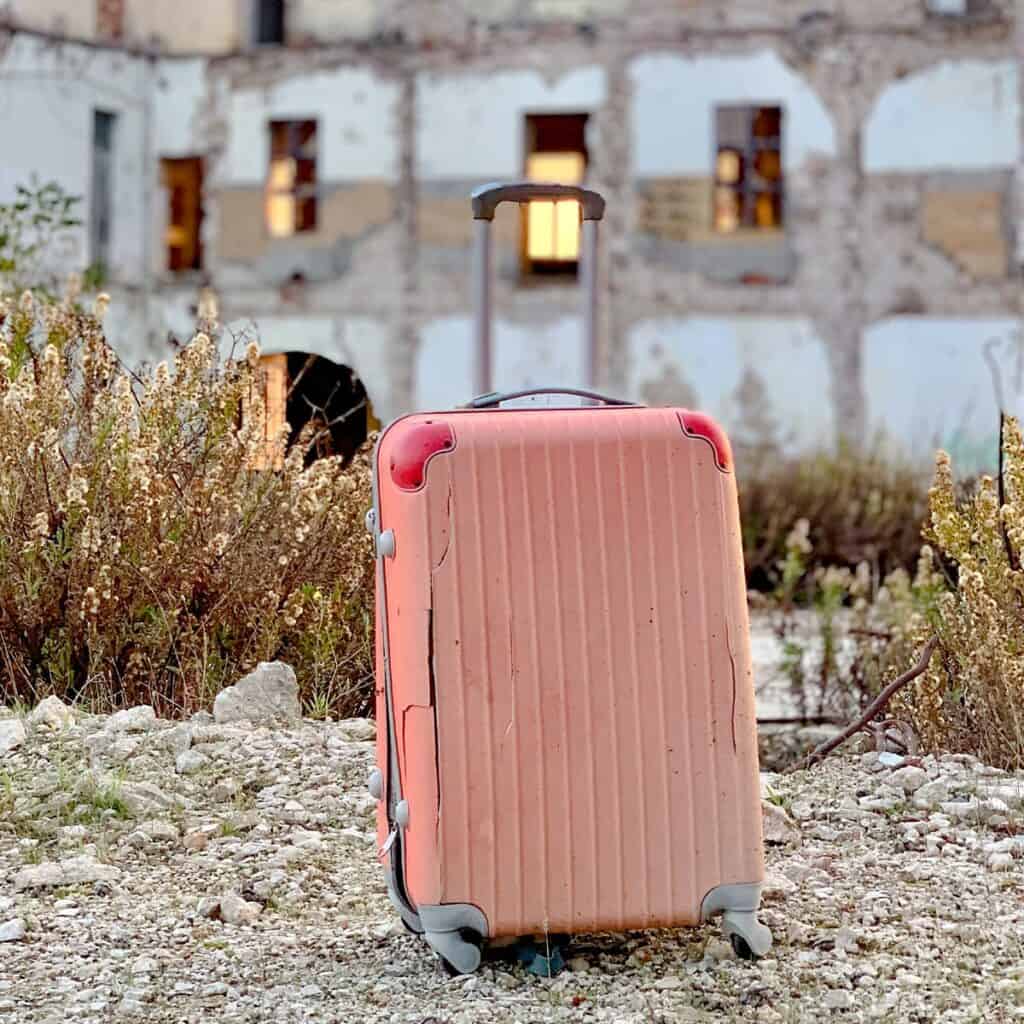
xmin=366 ymin=183 xmax=771 ymax=974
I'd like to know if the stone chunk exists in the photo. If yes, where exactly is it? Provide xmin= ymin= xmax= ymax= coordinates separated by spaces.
xmin=14 ymin=855 xmax=121 ymax=891
xmin=334 ymin=718 xmax=376 ymax=742
xmin=213 ymin=662 xmax=301 ymax=728
xmin=28 ymin=695 xmax=74 ymax=731
xmin=889 ymin=766 xmax=928 ymax=793
xmin=0 ymin=718 xmax=26 ymax=755
xmin=762 ymin=801 xmax=801 ymax=846
xmin=218 ymin=892 xmax=261 ymax=926
xmin=107 ymin=706 xmax=158 ymax=733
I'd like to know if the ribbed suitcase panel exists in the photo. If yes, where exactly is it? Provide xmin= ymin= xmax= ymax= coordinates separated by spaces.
xmin=379 ymin=408 xmax=764 ymax=937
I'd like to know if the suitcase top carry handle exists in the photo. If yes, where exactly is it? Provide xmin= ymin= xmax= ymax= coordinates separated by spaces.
xmin=466 ymin=387 xmax=636 ymax=408
xmin=471 ymin=182 xmax=606 ymax=222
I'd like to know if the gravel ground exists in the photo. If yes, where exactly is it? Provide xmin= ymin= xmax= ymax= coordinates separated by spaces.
xmin=3 ymin=697 xmax=1024 ymax=1024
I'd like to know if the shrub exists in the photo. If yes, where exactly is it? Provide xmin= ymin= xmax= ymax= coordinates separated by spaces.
xmin=887 ymin=417 xmax=1024 ymax=767
xmin=0 ymin=288 xmax=375 ymax=718
xmin=739 ymin=444 xmax=930 ymax=592
xmin=779 ymin=417 xmax=1024 ymax=768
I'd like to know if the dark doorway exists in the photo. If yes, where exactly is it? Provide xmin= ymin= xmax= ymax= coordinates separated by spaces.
xmin=282 ymin=353 xmax=369 ymax=465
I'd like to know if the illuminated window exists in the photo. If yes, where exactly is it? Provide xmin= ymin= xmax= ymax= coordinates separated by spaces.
xmin=523 ymin=113 xmax=589 ymax=276
xmin=161 ymin=158 xmax=203 ymax=272
xmin=714 ymin=106 xmax=783 ymax=234
xmin=266 ymin=121 xmax=317 ymax=238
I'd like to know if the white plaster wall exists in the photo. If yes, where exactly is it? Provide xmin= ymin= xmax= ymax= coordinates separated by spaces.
xmin=0 ymin=36 xmax=150 ymax=285
xmin=864 ymin=318 xmax=1024 ymax=471
xmin=415 ymin=67 xmax=607 ymax=179
xmin=241 ymin=315 xmax=395 ymax=421
xmin=102 ymin=290 xmax=200 ymax=367
xmin=627 ymin=318 xmax=833 ymax=450
xmin=220 ymin=68 xmax=400 ymax=185
xmin=415 ymin=315 xmax=587 ymax=408
xmin=864 ymin=61 xmax=1017 ymax=172
xmin=153 ymin=60 xmax=208 ymax=157
xmin=631 ymin=51 xmax=836 ymax=176
xmin=8 ymin=0 xmax=95 ymax=38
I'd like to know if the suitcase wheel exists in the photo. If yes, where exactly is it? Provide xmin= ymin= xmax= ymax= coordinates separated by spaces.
xmin=721 ymin=910 xmax=773 ymax=961
xmin=429 ymin=927 xmax=484 ymax=976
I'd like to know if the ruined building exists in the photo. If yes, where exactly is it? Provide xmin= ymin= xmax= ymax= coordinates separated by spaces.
xmin=1 ymin=0 xmax=1022 ymax=467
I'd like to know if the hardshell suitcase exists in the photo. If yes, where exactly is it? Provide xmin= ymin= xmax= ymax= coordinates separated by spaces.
xmin=367 ymin=183 xmax=771 ymax=974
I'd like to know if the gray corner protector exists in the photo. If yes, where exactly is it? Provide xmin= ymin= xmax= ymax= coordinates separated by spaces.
xmin=417 ymin=902 xmax=490 ymax=938
xmin=700 ymin=882 xmax=763 ymax=922
xmin=387 ymin=873 xmax=423 ymax=934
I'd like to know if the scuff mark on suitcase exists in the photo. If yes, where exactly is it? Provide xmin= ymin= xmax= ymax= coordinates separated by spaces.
xmin=432 ymin=479 xmax=454 ymax=573
xmin=427 ymin=583 xmax=442 ymax=822
xmin=726 ymin=620 xmax=738 ymax=754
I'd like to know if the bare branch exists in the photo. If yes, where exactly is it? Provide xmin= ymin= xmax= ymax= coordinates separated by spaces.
xmin=787 ymin=636 xmax=939 ymax=773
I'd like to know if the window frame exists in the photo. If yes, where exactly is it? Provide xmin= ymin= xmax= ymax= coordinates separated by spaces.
xmin=265 ymin=119 xmax=319 ymax=238
xmin=253 ymin=0 xmax=286 ymax=46
xmin=161 ymin=156 xmax=204 ymax=274
xmin=521 ymin=112 xmax=590 ymax=280
xmin=712 ymin=104 xmax=784 ymax=235
xmin=90 ymin=109 xmax=118 ymax=273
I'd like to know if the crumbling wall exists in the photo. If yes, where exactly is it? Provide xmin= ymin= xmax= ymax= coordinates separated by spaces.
xmin=4 ymin=3 xmax=1022 ymax=465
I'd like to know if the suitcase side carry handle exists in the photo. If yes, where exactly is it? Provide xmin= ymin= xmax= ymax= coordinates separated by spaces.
xmin=471 ymin=182 xmax=606 ymax=222
xmin=470 ymin=180 xmax=604 ymax=395
xmin=466 ymin=387 xmax=635 ymax=408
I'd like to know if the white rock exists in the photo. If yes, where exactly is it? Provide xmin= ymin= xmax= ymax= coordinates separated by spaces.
xmin=834 ymin=926 xmax=860 ymax=953
xmin=0 ymin=718 xmax=26 ymax=755
xmin=878 ymin=752 xmax=905 ymax=768
xmin=823 ymin=989 xmax=855 ymax=1010
xmin=762 ymin=871 xmax=797 ymax=899
xmin=790 ymin=800 xmax=814 ymax=822
xmin=196 ymin=896 xmax=221 ymax=919
xmin=139 ymin=820 xmax=180 ymax=842
xmin=289 ymin=828 xmax=323 ymax=850
xmin=14 ymin=854 xmax=121 ymax=890
xmin=912 ymin=778 xmax=951 ymax=808
xmin=988 ymin=853 xmax=1015 ymax=872
xmin=120 ymin=782 xmax=179 ymax=816
xmin=84 ymin=731 xmax=142 ymax=766
xmin=653 ymin=975 xmax=684 ymax=989
xmin=940 ymin=800 xmax=981 ymax=821
xmin=889 ymin=766 xmax=928 ymax=793
xmin=107 ymin=706 xmax=158 ymax=733
xmin=213 ymin=662 xmax=301 ymax=728
xmin=334 ymin=718 xmax=376 ymax=742
xmin=0 ymin=919 xmax=25 ymax=942
xmin=131 ymin=955 xmax=158 ymax=976
xmin=762 ymin=801 xmax=801 ymax=845
xmin=175 ymin=750 xmax=208 ymax=775
xmin=977 ymin=782 xmax=1024 ymax=808
xmin=218 ymin=892 xmax=261 ymax=926
xmin=212 ymin=779 xmax=240 ymax=802
xmin=28 ymin=695 xmax=74 ymax=731
xmin=153 ymin=723 xmax=193 ymax=756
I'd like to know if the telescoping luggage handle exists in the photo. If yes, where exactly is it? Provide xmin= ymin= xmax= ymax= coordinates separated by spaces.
xmin=465 ymin=386 xmax=635 ymax=409
xmin=471 ymin=181 xmax=605 ymax=396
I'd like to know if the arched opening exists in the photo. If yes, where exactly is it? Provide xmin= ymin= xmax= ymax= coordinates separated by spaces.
xmin=254 ymin=352 xmax=372 ymax=467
